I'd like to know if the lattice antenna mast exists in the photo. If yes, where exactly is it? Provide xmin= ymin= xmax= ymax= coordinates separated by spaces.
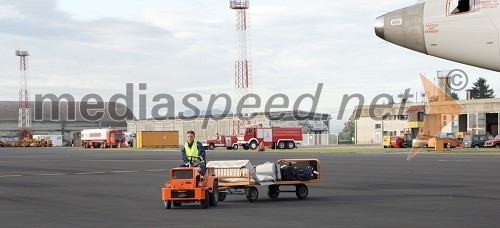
xmin=230 ymin=0 xmax=252 ymax=133
xmin=16 ymin=50 xmax=31 ymax=140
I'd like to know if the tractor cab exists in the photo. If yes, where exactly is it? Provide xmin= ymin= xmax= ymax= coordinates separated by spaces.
xmin=162 ymin=159 xmax=219 ymax=209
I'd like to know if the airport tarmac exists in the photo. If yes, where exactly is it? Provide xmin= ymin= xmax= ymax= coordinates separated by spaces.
xmin=1 ymin=147 xmax=500 ymax=227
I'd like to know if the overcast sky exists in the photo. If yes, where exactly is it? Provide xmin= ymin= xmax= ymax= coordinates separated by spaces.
xmin=1 ymin=0 xmax=499 ymax=132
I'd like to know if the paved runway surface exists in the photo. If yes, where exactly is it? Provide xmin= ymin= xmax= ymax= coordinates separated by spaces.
xmin=1 ymin=148 xmax=500 ymax=227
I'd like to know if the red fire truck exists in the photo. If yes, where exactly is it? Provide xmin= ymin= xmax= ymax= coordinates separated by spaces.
xmin=202 ymin=134 xmax=239 ymax=150
xmin=237 ymin=127 xmax=303 ymax=150
xmin=81 ymin=129 xmax=125 ymax=148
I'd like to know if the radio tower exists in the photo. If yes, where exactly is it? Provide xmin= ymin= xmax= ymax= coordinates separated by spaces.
xmin=16 ymin=50 xmax=31 ymax=140
xmin=230 ymin=0 xmax=251 ymax=133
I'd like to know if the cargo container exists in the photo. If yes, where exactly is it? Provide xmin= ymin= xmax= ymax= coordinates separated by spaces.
xmin=136 ymin=131 xmax=179 ymax=148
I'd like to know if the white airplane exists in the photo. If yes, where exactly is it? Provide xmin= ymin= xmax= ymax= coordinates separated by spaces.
xmin=375 ymin=0 xmax=500 ymax=72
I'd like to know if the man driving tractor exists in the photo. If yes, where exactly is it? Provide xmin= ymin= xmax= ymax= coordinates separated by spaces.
xmin=180 ymin=130 xmax=206 ymax=177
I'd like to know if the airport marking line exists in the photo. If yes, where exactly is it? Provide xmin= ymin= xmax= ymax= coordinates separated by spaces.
xmin=145 ymin=169 xmax=168 ymax=172
xmin=0 ymin=169 xmax=166 ymax=178
xmin=0 ymin=175 xmax=23 ymax=178
xmin=75 ymin=172 xmax=107 ymax=175
xmin=35 ymin=173 xmax=66 ymax=176
xmin=438 ymin=160 xmax=472 ymax=162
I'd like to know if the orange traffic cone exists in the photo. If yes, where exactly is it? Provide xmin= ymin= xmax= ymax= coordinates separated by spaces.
xmin=258 ymin=142 xmax=265 ymax=152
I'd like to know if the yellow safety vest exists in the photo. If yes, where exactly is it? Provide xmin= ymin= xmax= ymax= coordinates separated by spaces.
xmin=184 ymin=140 xmax=199 ymax=158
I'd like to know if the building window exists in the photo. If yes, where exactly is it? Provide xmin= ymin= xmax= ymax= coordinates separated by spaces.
xmin=448 ymin=0 xmax=474 ymax=15
xmin=417 ymin=112 xmax=425 ymax=122
xmin=375 ymin=124 xmax=382 ymax=129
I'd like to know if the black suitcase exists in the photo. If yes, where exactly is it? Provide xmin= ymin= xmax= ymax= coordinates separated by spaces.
xmin=281 ymin=165 xmax=296 ymax=181
xmin=295 ymin=167 xmax=313 ymax=180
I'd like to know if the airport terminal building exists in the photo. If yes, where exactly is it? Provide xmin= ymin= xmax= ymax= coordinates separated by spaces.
xmin=354 ymin=98 xmax=500 ymax=145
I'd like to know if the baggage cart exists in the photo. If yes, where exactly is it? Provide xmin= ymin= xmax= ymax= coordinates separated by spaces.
xmin=206 ymin=159 xmax=321 ymax=202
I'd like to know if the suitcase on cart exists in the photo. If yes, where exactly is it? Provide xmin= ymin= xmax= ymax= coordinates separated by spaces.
xmin=280 ymin=165 xmax=296 ymax=181
xmin=256 ymin=162 xmax=281 ymax=181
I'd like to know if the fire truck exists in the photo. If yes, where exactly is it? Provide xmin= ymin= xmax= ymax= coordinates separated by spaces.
xmin=237 ymin=127 xmax=303 ymax=150
xmin=81 ymin=129 xmax=125 ymax=148
xmin=202 ymin=134 xmax=239 ymax=150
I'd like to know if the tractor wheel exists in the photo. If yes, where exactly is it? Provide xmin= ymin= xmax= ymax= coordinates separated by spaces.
xmin=243 ymin=145 xmax=249 ymax=150
xmin=232 ymin=144 xmax=239 ymax=150
xmin=286 ymin=141 xmax=295 ymax=149
xmin=209 ymin=144 xmax=215 ymax=150
xmin=267 ymin=185 xmax=280 ymax=199
xmin=245 ymin=186 xmax=259 ymax=202
xmin=164 ymin=200 xmax=171 ymax=209
xmin=218 ymin=192 xmax=227 ymax=202
xmin=295 ymin=184 xmax=308 ymax=200
xmin=201 ymin=191 xmax=209 ymax=209
xmin=209 ymin=180 xmax=219 ymax=206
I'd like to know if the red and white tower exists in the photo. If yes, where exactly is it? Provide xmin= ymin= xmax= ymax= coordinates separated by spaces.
xmin=16 ymin=50 xmax=31 ymax=140
xmin=230 ymin=0 xmax=252 ymax=133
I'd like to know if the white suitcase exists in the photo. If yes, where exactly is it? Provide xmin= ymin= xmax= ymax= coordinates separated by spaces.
xmin=256 ymin=162 xmax=281 ymax=181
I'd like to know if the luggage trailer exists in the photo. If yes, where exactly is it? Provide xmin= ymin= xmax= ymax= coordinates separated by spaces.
xmin=206 ymin=159 xmax=321 ymax=202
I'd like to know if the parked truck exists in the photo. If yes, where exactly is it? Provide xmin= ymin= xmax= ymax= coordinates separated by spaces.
xmin=202 ymin=134 xmax=239 ymax=150
xmin=81 ymin=129 xmax=125 ymax=148
xmin=237 ymin=127 xmax=303 ymax=150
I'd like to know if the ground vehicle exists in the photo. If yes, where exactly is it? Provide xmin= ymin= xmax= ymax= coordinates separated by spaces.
xmin=412 ymin=134 xmax=431 ymax=148
xmin=202 ymin=134 xmax=238 ymax=150
xmin=455 ymin=132 xmax=470 ymax=147
xmin=427 ymin=133 xmax=459 ymax=148
xmin=237 ymin=127 xmax=302 ymax=150
xmin=161 ymin=157 xmax=219 ymax=209
xmin=484 ymin=135 xmax=500 ymax=148
xmin=389 ymin=133 xmax=413 ymax=148
xmin=33 ymin=135 xmax=62 ymax=147
xmin=382 ymin=136 xmax=393 ymax=148
xmin=81 ymin=129 xmax=125 ymax=148
xmin=0 ymin=138 xmax=4 ymax=147
xmin=207 ymin=159 xmax=321 ymax=202
xmin=390 ymin=137 xmax=403 ymax=148
xmin=462 ymin=134 xmax=495 ymax=148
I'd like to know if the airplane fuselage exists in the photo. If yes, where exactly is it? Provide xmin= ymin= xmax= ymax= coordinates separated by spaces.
xmin=376 ymin=0 xmax=500 ymax=72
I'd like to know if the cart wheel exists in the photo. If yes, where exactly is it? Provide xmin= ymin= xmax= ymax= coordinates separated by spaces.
xmin=295 ymin=184 xmax=308 ymax=200
xmin=164 ymin=200 xmax=171 ymax=209
xmin=267 ymin=185 xmax=280 ymax=199
xmin=209 ymin=180 xmax=219 ymax=206
xmin=173 ymin=201 xmax=182 ymax=207
xmin=201 ymin=191 xmax=209 ymax=209
xmin=218 ymin=192 xmax=227 ymax=202
xmin=245 ymin=186 xmax=259 ymax=202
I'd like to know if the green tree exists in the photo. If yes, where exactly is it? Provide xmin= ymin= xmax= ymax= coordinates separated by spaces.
xmin=450 ymin=92 xmax=459 ymax=100
xmin=471 ymin=77 xmax=495 ymax=99
xmin=342 ymin=113 xmax=355 ymax=142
